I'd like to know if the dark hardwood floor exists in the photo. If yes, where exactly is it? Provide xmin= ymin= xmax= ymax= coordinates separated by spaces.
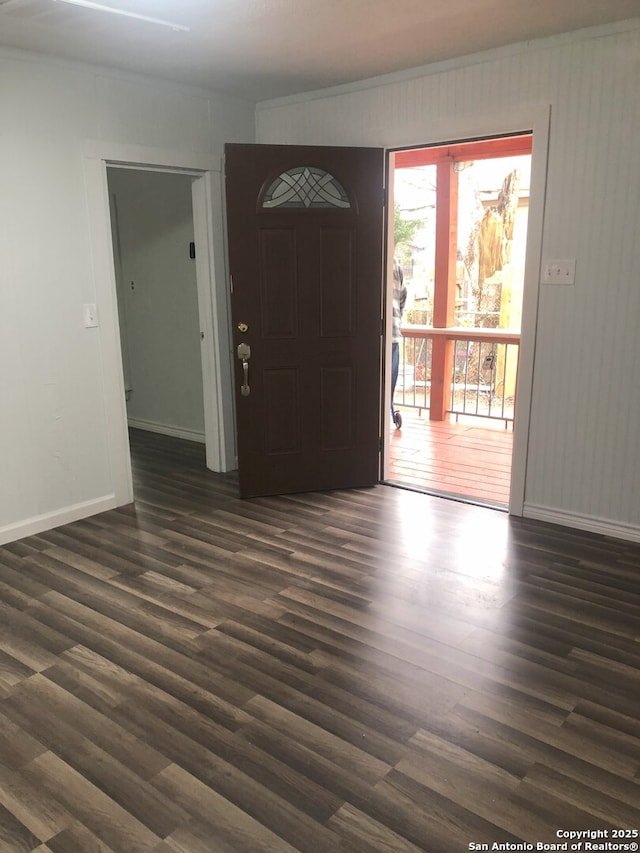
xmin=0 ymin=428 xmax=639 ymax=852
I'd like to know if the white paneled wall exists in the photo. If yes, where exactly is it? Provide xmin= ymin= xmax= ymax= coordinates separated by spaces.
xmin=256 ymin=21 xmax=640 ymax=540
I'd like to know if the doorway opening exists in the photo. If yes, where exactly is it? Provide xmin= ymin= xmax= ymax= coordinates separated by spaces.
xmin=107 ymin=167 xmax=206 ymax=454
xmin=97 ymin=155 xmax=233 ymax=510
xmin=385 ymin=133 xmax=532 ymax=509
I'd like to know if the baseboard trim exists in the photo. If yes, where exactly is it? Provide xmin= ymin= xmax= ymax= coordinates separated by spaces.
xmin=0 ymin=495 xmax=119 ymax=546
xmin=523 ymin=503 xmax=640 ymax=544
xmin=127 ymin=418 xmax=205 ymax=444
xmin=6 ymin=494 xmax=637 ymax=548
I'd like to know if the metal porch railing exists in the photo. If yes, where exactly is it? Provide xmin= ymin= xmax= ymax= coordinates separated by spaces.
xmin=394 ymin=326 xmax=521 ymax=427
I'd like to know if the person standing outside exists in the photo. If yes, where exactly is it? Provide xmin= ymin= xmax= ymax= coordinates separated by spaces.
xmin=391 ymin=259 xmax=407 ymax=429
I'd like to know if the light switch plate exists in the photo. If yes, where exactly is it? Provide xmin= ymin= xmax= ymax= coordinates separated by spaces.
xmin=83 ymin=303 xmax=99 ymax=327
xmin=541 ymin=259 xmax=575 ymax=285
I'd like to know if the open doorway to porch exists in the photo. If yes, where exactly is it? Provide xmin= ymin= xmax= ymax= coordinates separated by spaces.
xmin=385 ymin=133 xmax=532 ymax=509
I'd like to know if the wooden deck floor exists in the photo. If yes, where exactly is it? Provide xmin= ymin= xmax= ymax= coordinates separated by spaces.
xmin=386 ymin=408 xmax=514 ymax=509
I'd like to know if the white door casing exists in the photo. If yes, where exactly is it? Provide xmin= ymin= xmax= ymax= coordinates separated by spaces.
xmin=83 ymin=141 xmax=236 ymax=508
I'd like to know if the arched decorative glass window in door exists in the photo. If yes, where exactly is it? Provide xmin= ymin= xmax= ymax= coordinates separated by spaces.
xmin=262 ymin=166 xmax=351 ymax=209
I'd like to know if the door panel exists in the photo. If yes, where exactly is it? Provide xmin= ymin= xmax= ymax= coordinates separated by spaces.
xmin=225 ymin=143 xmax=384 ymax=498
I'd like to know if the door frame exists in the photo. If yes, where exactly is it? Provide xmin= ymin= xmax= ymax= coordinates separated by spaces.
xmin=381 ymin=104 xmax=551 ymax=515
xmin=83 ymin=141 xmax=236 ymax=507
xmin=86 ymin=106 xmax=549 ymax=513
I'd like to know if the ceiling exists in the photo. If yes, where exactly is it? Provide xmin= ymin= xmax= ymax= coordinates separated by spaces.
xmin=0 ymin=0 xmax=638 ymax=102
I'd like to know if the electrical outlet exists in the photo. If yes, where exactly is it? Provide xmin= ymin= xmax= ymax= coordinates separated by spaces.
xmin=541 ymin=259 xmax=575 ymax=285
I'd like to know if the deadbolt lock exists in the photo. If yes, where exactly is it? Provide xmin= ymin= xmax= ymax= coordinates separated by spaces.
xmin=237 ymin=322 xmax=249 ymax=333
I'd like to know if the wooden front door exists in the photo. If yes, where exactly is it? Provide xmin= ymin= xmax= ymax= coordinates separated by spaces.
xmin=225 ymin=143 xmax=384 ymax=497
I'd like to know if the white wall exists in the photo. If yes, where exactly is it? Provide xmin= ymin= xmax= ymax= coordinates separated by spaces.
xmin=108 ymin=168 xmax=205 ymax=442
xmin=256 ymin=19 xmax=640 ymax=542
xmin=0 ymin=48 xmax=254 ymax=544
xmin=3 ymin=21 xmax=639 ymax=545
